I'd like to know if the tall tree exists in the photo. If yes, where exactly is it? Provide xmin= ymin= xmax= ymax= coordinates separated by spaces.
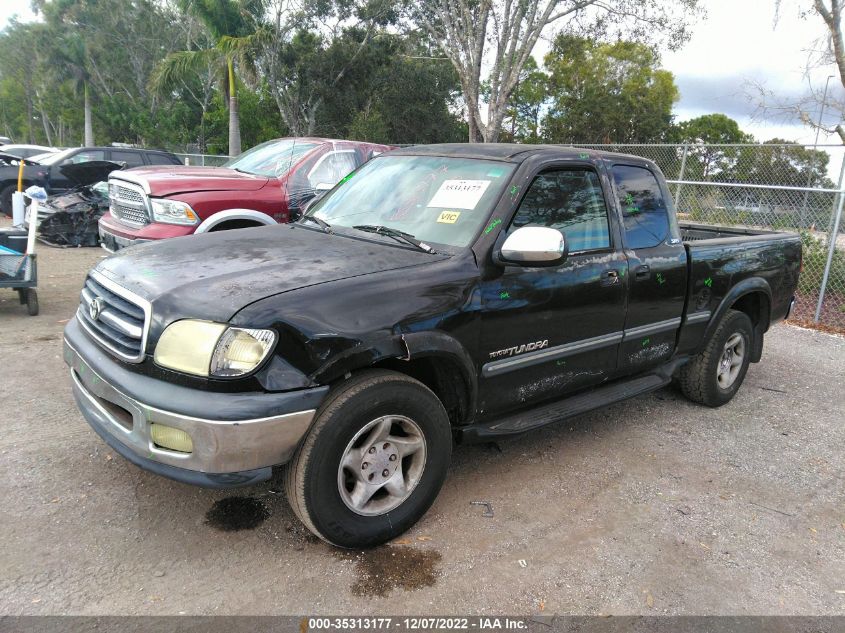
xmin=542 ymin=36 xmax=678 ymax=144
xmin=668 ymin=113 xmax=754 ymax=179
xmin=252 ymin=0 xmax=395 ymax=136
xmin=499 ymin=56 xmax=547 ymax=142
xmin=414 ymin=0 xmax=700 ymax=142
xmin=53 ymin=33 xmax=95 ymax=145
xmin=175 ymin=0 xmax=261 ymax=155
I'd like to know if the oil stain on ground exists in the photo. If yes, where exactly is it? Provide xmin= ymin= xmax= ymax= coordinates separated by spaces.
xmin=344 ymin=546 xmax=442 ymax=598
xmin=205 ymin=496 xmax=270 ymax=531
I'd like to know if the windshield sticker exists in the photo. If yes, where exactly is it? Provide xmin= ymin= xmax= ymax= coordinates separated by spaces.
xmin=484 ymin=218 xmax=502 ymax=235
xmin=436 ymin=210 xmax=461 ymax=224
xmin=487 ymin=167 xmax=505 ymax=177
xmin=428 ymin=179 xmax=491 ymax=209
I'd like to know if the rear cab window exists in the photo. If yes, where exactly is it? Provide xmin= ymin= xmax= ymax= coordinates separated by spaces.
xmin=611 ymin=164 xmax=679 ymax=249
xmin=111 ymin=151 xmax=144 ymax=168
xmin=147 ymin=153 xmax=177 ymax=165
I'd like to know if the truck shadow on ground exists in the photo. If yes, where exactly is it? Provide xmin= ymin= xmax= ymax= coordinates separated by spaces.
xmin=129 ymin=387 xmax=685 ymax=598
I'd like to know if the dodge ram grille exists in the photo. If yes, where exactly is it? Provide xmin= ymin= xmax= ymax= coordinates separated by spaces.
xmin=109 ymin=181 xmax=150 ymax=227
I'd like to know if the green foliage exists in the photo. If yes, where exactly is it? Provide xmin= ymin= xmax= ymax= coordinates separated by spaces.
xmin=499 ymin=57 xmax=547 ymax=143
xmin=0 ymin=0 xmax=464 ymax=150
xmin=799 ymin=230 xmax=845 ymax=296
xmin=542 ymin=35 xmax=679 ymax=144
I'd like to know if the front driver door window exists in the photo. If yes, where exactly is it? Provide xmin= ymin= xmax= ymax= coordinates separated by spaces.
xmin=308 ymin=150 xmax=358 ymax=189
xmin=478 ymin=167 xmax=628 ymax=416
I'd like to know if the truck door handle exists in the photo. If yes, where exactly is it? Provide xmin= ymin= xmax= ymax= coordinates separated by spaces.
xmin=635 ymin=265 xmax=650 ymax=280
xmin=601 ymin=270 xmax=620 ymax=286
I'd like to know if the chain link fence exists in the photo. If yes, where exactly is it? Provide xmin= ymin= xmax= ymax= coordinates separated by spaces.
xmin=172 ymin=153 xmax=231 ymax=167
xmin=571 ymin=143 xmax=845 ymax=332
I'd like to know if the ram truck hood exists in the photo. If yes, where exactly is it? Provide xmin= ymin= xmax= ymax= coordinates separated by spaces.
xmin=112 ymin=166 xmax=271 ymax=197
xmin=94 ymin=223 xmax=448 ymax=330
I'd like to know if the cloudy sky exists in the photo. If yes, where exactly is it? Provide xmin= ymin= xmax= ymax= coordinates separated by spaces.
xmin=1 ymin=0 xmax=843 ymax=147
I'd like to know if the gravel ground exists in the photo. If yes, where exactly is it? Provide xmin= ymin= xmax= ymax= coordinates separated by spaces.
xmin=0 ymin=232 xmax=843 ymax=616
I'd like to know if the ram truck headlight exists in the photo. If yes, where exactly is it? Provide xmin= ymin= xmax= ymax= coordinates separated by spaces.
xmin=154 ymin=320 xmax=276 ymax=377
xmin=150 ymin=199 xmax=199 ymax=225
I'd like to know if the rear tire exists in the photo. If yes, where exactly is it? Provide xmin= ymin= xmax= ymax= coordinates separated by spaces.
xmin=679 ymin=309 xmax=752 ymax=407
xmin=284 ymin=370 xmax=452 ymax=548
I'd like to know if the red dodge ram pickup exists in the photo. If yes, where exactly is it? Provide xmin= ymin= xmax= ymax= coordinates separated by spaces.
xmin=98 ymin=137 xmax=392 ymax=251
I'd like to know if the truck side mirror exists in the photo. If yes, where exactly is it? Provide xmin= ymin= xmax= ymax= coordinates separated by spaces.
xmin=494 ymin=226 xmax=567 ymax=267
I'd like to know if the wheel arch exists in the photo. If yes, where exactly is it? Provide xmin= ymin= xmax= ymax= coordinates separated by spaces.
xmin=701 ymin=278 xmax=772 ymax=362
xmin=194 ymin=209 xmax=276 ymax=234
xmin=313 ymin=331 xmax=477 ymax=427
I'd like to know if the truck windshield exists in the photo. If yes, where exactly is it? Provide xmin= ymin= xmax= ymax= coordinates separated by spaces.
xmin=224 ymin=139 xmax=320 ymax=177
xmin=308 ymin=155 xmax=515 ymax=248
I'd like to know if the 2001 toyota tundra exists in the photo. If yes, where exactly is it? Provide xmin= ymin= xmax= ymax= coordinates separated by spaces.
xmin=64 ymin=144 xmax=801 ymax=548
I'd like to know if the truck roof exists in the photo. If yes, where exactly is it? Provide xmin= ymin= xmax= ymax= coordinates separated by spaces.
xmin=391 ymin=143 xmax=658 ymax=167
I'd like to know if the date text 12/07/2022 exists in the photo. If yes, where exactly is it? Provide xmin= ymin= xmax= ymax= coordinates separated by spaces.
xmin=306 ymin=617 xmax=529 ymax=629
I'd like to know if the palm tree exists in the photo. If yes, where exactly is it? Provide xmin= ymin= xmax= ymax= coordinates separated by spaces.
xmin=153 ymin=0 xmax=260 ymax=156
xmin=53 ymin=33 xmax=94 ymax=146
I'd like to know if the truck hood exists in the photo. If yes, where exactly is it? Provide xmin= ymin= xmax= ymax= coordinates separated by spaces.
xmin=113 ymin=166 xmax=270 ymax=197
xmin=59 ymin=160 xmax=122 ymax=187
xmin=94 ymin=223 xmax=448 ymax=328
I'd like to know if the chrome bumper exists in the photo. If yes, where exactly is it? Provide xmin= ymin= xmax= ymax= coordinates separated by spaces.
xmin=66 ymin=340 xmax=317 ymax=477
xmin=98 ymin=226 xmax=150 ymax=253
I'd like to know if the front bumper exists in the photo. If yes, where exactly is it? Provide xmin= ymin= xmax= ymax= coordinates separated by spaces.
xmin=64 ymin=317 xmax=329 ymax=488
xmin=98 ymin=212 xmax=195 ymax=252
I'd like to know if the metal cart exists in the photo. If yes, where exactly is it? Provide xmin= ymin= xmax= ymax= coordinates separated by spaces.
xmin=1 ymin=227 xmax=39 ymax=316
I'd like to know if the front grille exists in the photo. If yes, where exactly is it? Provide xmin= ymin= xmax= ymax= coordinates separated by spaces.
xmin=77 ymin=272 xmax=149 ymax=362
xmin=113 ymin=185 xmax=144 ymax=204
xmin=109 ymin=180 xmax=150 ymax=227
xmin=112 ymin=203 xmax=149 ymax=226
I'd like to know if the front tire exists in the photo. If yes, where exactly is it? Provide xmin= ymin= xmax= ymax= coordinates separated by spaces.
xmin=679 ymin=309 xmax=753 ymax=407
xmin=284 ymin=370 xmax=452 ymax=548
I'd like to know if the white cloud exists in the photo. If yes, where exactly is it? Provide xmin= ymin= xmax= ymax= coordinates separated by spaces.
xmin=0 ymin=1 xmax=36 ymax=30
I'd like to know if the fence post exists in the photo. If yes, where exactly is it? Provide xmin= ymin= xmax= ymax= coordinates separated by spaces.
xmin=674 ymin=143 xmax=689 ymax=205
xmin=815 ymin=182 xmax=845 ymax=322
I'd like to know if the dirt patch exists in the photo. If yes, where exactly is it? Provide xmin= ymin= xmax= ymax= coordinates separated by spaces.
xmin=344 ymin=546 xmax=442 ymax=598
xmin=205 ymin=497 xmax=270 ymax=532
xmin=791 ymin=289 xmax=845 ymax=333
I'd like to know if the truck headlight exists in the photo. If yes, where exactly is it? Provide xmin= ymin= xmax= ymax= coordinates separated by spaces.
xmin=150 ymin=199 xmax=199 ymax=225
xmin=154 ymin=320 xmax=276 ymax=377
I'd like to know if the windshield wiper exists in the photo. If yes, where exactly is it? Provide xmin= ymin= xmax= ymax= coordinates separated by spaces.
xmin=352 ymin=225 xmax=434 ymax=253
xmin=300 ymin=215 xmax=332 ymax=232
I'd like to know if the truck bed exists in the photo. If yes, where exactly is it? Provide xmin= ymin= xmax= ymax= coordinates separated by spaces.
xmin=680 ymin=222 xmax=787 ymax=243
xmin=678 ymin=222 xmax=803 ymax=333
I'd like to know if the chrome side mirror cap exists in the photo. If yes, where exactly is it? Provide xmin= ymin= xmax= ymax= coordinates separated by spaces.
xmin=495 ymin=226 xmax=567 ymax=266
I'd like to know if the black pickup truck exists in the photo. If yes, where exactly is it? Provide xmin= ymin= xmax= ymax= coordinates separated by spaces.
xmin=63 ymin=144 xmax=801 ymax=548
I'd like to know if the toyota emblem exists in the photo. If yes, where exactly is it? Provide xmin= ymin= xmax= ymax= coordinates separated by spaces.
xmin=88 ymin=296 xmax=105 ymax=321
